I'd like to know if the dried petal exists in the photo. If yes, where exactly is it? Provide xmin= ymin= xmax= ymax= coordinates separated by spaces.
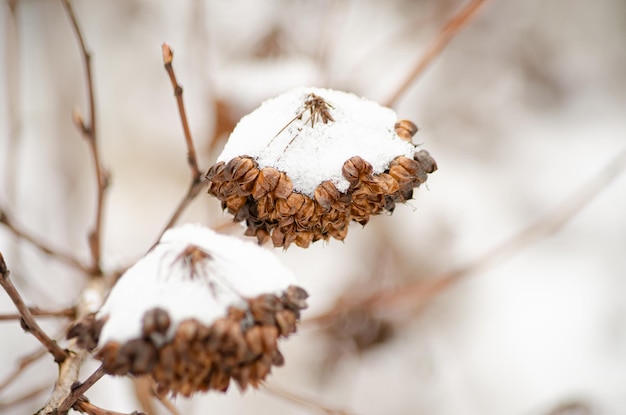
xmin=252 ymin=167 xmax=281 ymax=199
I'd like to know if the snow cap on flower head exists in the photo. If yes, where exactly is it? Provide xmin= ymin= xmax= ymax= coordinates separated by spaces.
xmin=68 ymin=224 xmax=308 ymax=396
xmin=207 ymin=87 xmax=437 ymax=249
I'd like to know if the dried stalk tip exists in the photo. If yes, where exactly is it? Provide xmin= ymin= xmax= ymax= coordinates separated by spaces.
xmin=208 ymin=88 xmax=436 ymax=248
xmin=161 ymin=43 xmax=173 ymax=65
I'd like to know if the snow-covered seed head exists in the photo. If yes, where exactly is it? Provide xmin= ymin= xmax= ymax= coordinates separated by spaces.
xmin=67 ymin=224 xmax=308 ymax=396
xmin=207 ymin=87 xmax=437 ymax=248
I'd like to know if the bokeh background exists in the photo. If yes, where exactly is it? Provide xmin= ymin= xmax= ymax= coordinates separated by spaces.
xmin=1 ymin=1 xmax=626 ymax=414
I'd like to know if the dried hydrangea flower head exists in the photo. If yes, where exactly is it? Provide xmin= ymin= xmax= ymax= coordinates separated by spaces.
xmin=68 ymin=224 xmax=308 ymax=396
xmin=207 ymin=87 xmax=437 ymax=248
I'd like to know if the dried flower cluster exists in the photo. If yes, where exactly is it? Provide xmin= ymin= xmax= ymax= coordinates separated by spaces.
xmin=207 ymin=87 xmax=437 ymax=248
xmin=207 ymin=147 xmax=436 ymax=248
xmin=68 ymin=225 xmax=307 ymax=395
xmin=69 ymin=286 xmax=308 ymax=395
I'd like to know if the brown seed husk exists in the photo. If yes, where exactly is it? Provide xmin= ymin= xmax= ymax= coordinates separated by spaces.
xmin=206 ymin=125 xmax=436 ymax=248
xmin=70 ymin=287 xmax=308 ymax=397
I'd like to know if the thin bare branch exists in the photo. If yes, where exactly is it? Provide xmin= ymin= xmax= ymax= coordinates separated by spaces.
xmin=73 ymin=397 xmax=146 ymax=415
xmin=308 ymin=147 xmax=626 ymax=324
xmin=57 ymin=365 xmax=105 ymax=414
xmin=0 ymin=253 xmax=68 ymax=363
xmin=0 ymin=208 xmax=90 ymax=273
xmin=384 ymin=0 xmax=488 ymax=107
xmin=162 ymin=43 xmax=202 ymax=181
xmin=0 ymin=306 xmax=76 ymax=322
xmin=262 ymin=382 xmax=352 ymax=415
xmin=61 ymin=0 xmax=107 ymax=276
xmin=36 ymin=277 xmax=106 ymax=415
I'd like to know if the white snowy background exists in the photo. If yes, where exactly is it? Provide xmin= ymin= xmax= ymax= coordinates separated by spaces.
xmin=1 ymin=1 xmax=625 ymax=414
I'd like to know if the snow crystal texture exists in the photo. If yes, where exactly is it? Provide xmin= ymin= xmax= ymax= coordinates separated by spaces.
xmin=218 ymin=87 xmax=416 ymax=196
xmin=97 ymin=224 xmax=297 ymax=345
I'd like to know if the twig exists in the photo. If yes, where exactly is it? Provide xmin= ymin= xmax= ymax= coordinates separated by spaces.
xmin=162 ymin=43 xmax=202 ymax=181
xmin=62 ymin=0 xmax=107 ymax=276
xmin=0 ymin=383 xmax=50 ymax=410
xmin=36 ymin=277 xmax=106 ymax=415
xmin=56 ymin=365 xmax=105 ymax=414
xmin=0 ymin=306 xmax=76 ymax=321
xmin=262 ymin=382 xmax=351 ymax=415
xmin=0 ymin=253 xmax=68 ymax=363
xmin=0 ymin=207 xmax=90 ymax=273
xmin=73 ymin=397 xmax=146 ymax=415
xmin=0 ymin=347 xmax=48 ymax=393
xmin=308 ymin=147 xmax=626 ymax=324
xmin=384 ymin=0 xmax=488 ymax=107
xmin=150 ymin=44 xmax=208 ymax=246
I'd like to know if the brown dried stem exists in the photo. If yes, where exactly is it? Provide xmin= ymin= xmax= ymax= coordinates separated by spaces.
xmin=162 ymin=43 xmax=201 ymax=181
xmin=73 ymin=397 xmax=145 ymax=415
xmin=0 ymin=306 xmax=76 ymax=321
xmin=262 ymin=382 xmax=351 ymax=415
xmin=149 ymin=44 xmax=208 ymax=246
xmin=308 ymin=146 xmax=626 ymax=324
xmin=0 ymin=253 xmax=68 ymax=363
xmin=384 ymin=0 xmax=488 ymax=107
xmin=61 ymin=0 xmax=107 ymax=276
xmin=0 ymin=207 xmax=90 ymax=273
xmin=56 ymin=365 xmax=105 ymax=414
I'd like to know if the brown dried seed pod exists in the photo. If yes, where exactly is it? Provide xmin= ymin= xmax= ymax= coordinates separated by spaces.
xmin=234 ymin=365 xmax=251 ymax=391
xmin=142 ymin=307 xmax=171 ymax=338
xmin=275 ymin=309 xmax=297 ymax=336
xmin=224 ymin=195 xmax=247 ymax=215
xmin=284 ymin=285 xmax=309 ymax=310
xmin=210 ymin=368 xmax=231 ymax=392
xmin=177 ymin=319 xmax=199 ymax=342
xmin=377 ymin=173 xmax=400 ymax=194
xmin=261 ymin=325 xmax=279 ymax=352
xmin=224 ymin=156 xmax=256 ymax=182
xmin=67 ymin=314 xmax=105 ymax=351
xmin=252 ymin=167 xmax=281 ymax=199
xmin=270 ymin=226 xmax=286 ymax=248
xmin=342 ymin=156 xmax=371 ymax=187
xmin=388 ymin=163 xmax=413 ymax=185
xmin=256 ymin=195 xmax=276 ymax=220
xmin=121 ymin=339 xmax=157 ymax=375
xmin=395 ymin=156 xmax=420 ymax=177
xmin=237 ymin=167 xmax=260 ymax=196
xmin=205 ymin=161 xmax=226 ymax=182
xmin=414 ymin=149 xmax=438 ymax=174
xmin=294 ymin=197 xmax=317 ymax=226
xmin=395 ymin=119 xmax=418 ymax=141
xmin=98 ymin=342 xmax=131 ymax=375
xmin=244 ymin=325 xmax=264 ymax=356
xmin=314 ymin=180 xmax=340 ymax=211
xmin=294 ymin=230 xmax=314 ymax=248
xmin=273 ymin=172 xmax=293 ymax=199
xmin=249 ymin=295 xmax=281 ymax=325
xmin=270 ymin=349 xmax=285 ymax=366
